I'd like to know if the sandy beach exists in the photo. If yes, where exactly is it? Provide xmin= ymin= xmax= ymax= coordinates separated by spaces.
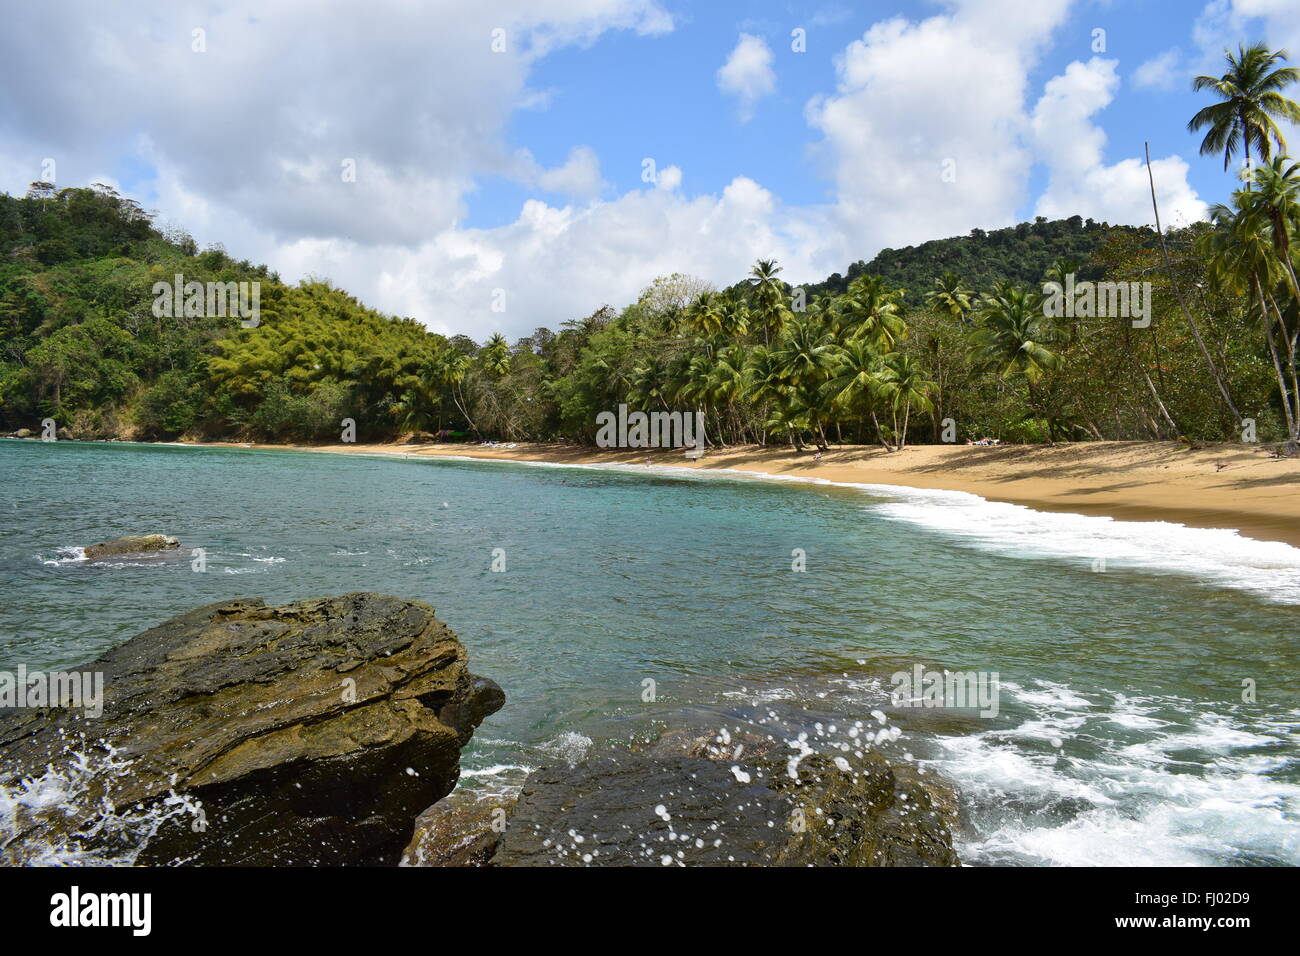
xmin=195 ymin=439 xmax=1300 ymax=549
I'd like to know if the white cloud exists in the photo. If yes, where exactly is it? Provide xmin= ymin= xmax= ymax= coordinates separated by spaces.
xmin=534 ymin=146 xmax=607 ymax=199
xmin=805 ymin=0 xmax=1072 ymax=254
xmin=1133 ymin=49 xmax=1183 ymax=91
xmin=1031 ymin=58 xmax=1206 ymax=227
xmin=0 ymin=0 xmax=1225 ymax=344
xmin=717 ymin=34 xmax=777 ymax=122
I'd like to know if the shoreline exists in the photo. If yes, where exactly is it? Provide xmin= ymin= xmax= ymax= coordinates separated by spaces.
xmin=170 ymin=438 xmax=1300 ymax=549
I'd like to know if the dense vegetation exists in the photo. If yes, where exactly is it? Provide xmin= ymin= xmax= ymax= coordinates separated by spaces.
xmin=790 ymin=215 xmax=1133 ymax=301
xmin=1 ymin=42 xmax=1298 ymax=452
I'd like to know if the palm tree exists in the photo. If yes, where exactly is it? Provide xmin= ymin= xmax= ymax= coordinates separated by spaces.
xmin=1202 ymin=184 xmax=1300 ymax=451
xmin=1188 ymin=43 xmax=1300 ymax=177
xmin=686 ymin=291 xmax=723 ymax=339
xmin=715 ymin=293 xmax=750 ymax=340
xmin=748 ymin=259 xmax=790 ymax=346
xmin=825 ymin=338 xmax=893 ymax=450
xmin=480 ymin=333 xmax=511 ymax=378
xmin=971 ymin=284 xmax=1061 ymax=437
xmin=776 ymin=317 xmax=837 ymax=449
xmin=842 ymin=274 xmax=906 ymax=349
xmin=432 ymin=350 xmax=480 ymax=438
xmin=874 ymin=353 xmax=935 ymax=450
xmin=1246 ymin=155 xmax=1300 ymax=303
xmin=924 ymin=273 xmax=975 ymax=324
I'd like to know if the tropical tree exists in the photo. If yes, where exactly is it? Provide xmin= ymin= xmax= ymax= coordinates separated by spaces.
xmin=825 ymin=338 xmax=892 ymax=450
xmin=924 ymin=272 xmax=975 ymax=324
xmin=748 ymin=259 xmax=790 ymax=346
xmin=874 ymin=353 xmax=936 ymax=450
xmin=776 ymin=317 xmax=837 ymax=449
xmin=1188 ymin=43 xmax=1300 ymax=176
xmin=842 ymin=274 xmax=906 ymax=349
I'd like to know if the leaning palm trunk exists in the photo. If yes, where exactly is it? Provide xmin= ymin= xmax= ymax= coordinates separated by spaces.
xmin=1146 ymin=142 xmax=1243 ymax=425
xmin=870 ymin=410 xmax=895 ymax=452
xmin=452 ymin=383 xmax=481 ymax=439
xmin=1260 ymin=284 xmax=1300 ymax=451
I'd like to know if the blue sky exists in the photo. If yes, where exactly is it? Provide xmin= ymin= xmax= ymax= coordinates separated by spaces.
xmin=471 ymin=0 xmax=1269 ymax=230
xmin=2 ymin=0 xmax=1298 ymax=338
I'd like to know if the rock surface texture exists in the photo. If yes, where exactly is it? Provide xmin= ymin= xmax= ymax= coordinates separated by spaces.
xmin=83 ymin=534 xmax=180 ymax=560
xmin=0 ymin=592 xmax=503 ymax=865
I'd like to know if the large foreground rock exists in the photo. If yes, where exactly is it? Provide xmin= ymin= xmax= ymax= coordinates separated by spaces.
xmin=83 ymin=534 xmax=179 ymax=560
xmin=0 ymin=593 xmax=503 ymax=865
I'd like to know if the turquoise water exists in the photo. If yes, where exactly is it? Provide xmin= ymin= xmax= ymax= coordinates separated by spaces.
xmin=1 ymin=439 xmax=1297 ymax=865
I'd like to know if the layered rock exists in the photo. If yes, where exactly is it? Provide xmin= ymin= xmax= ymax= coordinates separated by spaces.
xmin=0 ymin=592 xmax=503 ymax=866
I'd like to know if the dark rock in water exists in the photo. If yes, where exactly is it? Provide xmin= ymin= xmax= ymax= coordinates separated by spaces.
xmin=402 ymin=786 xmax=507 ymax=866
xmin=0 ymin=593 xmax=503 ymax=866
xmin=83 ymin=534 xmax=179 ymax=560
xmin=482 ymin=732 xmax=959 ymax=867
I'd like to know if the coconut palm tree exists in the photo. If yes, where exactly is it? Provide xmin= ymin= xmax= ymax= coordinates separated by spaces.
xmin=971 ymin=284 xmax=1060 ymax=384
xmin=1245 ymin=155 xmax=1300 ymax=302
xmin=843 ymin=274 xmax=907 ymax=349
xmin=874 ymin=353 xmax=936 ymax=450
xmin=432 ymin=349 xmax=480 ymax=438
xmin=687 ymin=291 xmax=724 ymax=339
xmin=748 ymin=259 xmax=790 ymax=346
xmin=1188 ymin=43 xmax=1300 ymax=177
xmin=776 ymin=317 xmax=837 ymax=449
xmin=924 ymin=273 xmax=975 ymax=324
xmin=1202 ymin=188 xmax=1300 ymax=450
xmin=715 ymin=293 xmax=750 ymax=341
xmin=480 ymin=333 xmax=511 ymax=378
xmin=825 ymin=338 xmax=893 ymax=450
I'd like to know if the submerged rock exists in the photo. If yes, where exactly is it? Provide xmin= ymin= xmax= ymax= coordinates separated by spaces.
xmin=411 ymin=725 xmax=960 ymax=868
xmin=489 ymin=748 xmax=959 ymax=867
xmin=83 ymin=534 xmax=179 ymax=560
xmin=0 ymin=592 xmax=503 ymax=866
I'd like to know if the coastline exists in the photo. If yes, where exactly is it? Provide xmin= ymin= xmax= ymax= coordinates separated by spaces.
xmin=177 ymin=439 xmax=1300 ymax=549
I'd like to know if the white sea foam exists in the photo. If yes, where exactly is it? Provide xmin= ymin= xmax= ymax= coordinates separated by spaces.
xmin=931 ymin=682 xmax=1300 ymax=866
xmin=536 ymin=731 xmax=593 ymax=767
xmin=0 ymin=748 xmax=204 ymax=866
xmin=38 ymin=546 xmax=86 ymax=566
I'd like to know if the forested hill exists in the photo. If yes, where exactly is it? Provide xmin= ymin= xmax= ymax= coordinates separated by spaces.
xmin=0 ymin=182 xmax=1271 ymax=449
xmin=791 ymin=216 xmax=1152 ymax=302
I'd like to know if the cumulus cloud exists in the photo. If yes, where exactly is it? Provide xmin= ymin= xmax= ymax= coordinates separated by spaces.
xmin=1133 ymin=49 xmax=1183 ymax=91
xmin=805 ymin=0 xmax=1072 ymax=254
xmin=717 ymin=34 xmax=777 ymax=122
xmin=0 ymin=0 xmax=671 ymax=247
xmin=533 ymin=146 xmax=607 ymax=199
xmin=1031 ymin=58 xmax=1206 ymax=227
xmin=0 ymin=0 xmax=1223 ymax=343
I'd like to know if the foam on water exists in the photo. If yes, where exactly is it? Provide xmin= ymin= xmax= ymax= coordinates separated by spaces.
xmin=928 ymin=682 xmax=1300 ymax=867
xmin=0 ymin=747 xmax=205 ymax=866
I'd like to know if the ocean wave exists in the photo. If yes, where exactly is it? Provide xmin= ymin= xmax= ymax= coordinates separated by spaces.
xmin=931 ymin=682 xmax=1300 ymax=866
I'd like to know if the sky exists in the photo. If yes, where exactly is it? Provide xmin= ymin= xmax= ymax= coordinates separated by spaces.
xmin=2 ymin=0 xmax=1299 ymax=341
